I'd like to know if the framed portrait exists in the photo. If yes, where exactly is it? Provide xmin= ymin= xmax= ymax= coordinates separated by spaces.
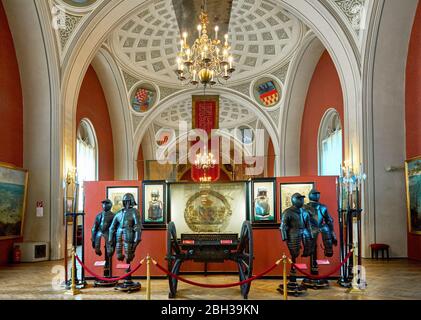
xmin=142 ymin=181 xmax=167 ymax=229
xmin=405 ymin=156 xmax=421 ymax=235
xmin=0 ymin=162 xmax=29 ymax=240
xmin=106 ymin=187 xmax=139 ymax=214
xmin=251 ymin=178 xmax=278 ymax=228
xmin=168 ymin=181 xmax=249 ymax=235
xmin=280 ymin=182 xmax=315 ymax=213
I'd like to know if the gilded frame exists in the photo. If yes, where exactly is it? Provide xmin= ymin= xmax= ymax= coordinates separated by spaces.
xmin=0 ymin=162 xmax=29 ymax=240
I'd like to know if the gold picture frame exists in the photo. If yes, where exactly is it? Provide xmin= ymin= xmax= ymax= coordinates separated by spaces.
xmin=0 ymin=162 xmax=29 ymax=240
xmin=405 ymin=156 xmax=421 ymax=235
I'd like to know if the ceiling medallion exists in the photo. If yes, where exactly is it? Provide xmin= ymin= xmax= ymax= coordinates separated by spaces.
xmin=176 ymin=1 xmax=235 ymax=88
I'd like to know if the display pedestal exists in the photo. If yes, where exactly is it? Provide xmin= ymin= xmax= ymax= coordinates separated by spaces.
xmin=302 ymin=248 xmax=329 ymax=290
xmin=277 ymin=266 xmax=306 ymax=297
xmin=114 ymin=266 xmax=141 ymax=293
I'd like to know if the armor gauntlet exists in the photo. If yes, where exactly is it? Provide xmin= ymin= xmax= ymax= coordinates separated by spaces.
xmin=280 ymin=214 xmax=289 ymax=241
xmin=320 ymin=225 xmax=335 ymax=257
xmin=301 ymin=210 xmax=314 ymax=257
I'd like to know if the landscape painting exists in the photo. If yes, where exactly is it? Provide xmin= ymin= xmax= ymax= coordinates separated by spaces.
xmin=406 ymin=156 xmax=421 ymax=234
xmin=0 ymin=163 xmax=28 ymax=239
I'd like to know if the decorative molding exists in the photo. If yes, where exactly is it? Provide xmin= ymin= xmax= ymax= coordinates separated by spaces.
xmin=229 ymin=83 xmax=251 ymax=97
xmin=159 ymin=86 xmax=180 ymax=100
xmin=332 ymin=0 xmax=366 ymax=37
xmin=122 ymin=70 xmax=140 ymax=91
xmin=58 ymin=13 xmax=83 ymax=49
xmin=271 ymin=62 xmax=290 ymax=83
xmin=132 ymin=114 xmax=144 ymax=134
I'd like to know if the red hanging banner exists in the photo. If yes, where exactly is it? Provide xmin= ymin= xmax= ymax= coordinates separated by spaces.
xmin=191 ymin=95 xmax=220 ymax=182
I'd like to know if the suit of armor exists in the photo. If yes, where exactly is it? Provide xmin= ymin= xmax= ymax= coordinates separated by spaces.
xmin=279 ymin=193 xmax=313 ymax=296
xmin=109 ymin=194 xmax=142 ymax=263
xmin=301 ymin=189 xmax=338 ymax=289
xmin=305 ymin=189 xmax=337 ymax=258
xmin=91 ymin=200 xmax=115 ymax=258
xmin=91 ymin=199 xmax=115 ymax=285
xmin=108 ymin=193 xmax=142 ymax=292
xmin=280 ymin=194 xmax=313 ymax=258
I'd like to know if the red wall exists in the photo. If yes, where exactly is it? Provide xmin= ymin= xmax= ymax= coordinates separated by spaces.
xmin=0 ymin=2 xmax=24 ymax=265
xmin=406 ymin=3 xmax=421 ymax=261
xmin=267 ymin=139 xmax=275 ymax=177
xmin=300 ymin=51 xmax=344 ymax=176
xmin=76 ymin=66 xmax=114 ymax=181
xmin=83 ymin=177 xmax=340 ymax=282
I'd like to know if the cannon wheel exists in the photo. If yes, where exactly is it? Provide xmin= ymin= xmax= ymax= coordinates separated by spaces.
xmin=167 ymin=221 xmax=182 ymax=299
xmin=237 ymin=221 xmax=254 ymax=299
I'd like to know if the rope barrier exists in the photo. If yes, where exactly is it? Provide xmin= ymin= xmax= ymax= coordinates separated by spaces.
xmin=291 ymin=250 xmax=353 ymax=280
xmin=75 ymin=255 xmax=144 ymax=282
xmin=152 ymin=258 xmax=281 ymax=289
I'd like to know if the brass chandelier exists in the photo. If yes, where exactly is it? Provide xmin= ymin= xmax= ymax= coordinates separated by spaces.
xmin=176 ymin=2 xmax=235 ymax=87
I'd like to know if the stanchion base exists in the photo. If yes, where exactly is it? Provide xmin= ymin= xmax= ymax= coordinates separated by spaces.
xmin=277 ymin=281 xmax=307 ymax=297
xmin=302 ymin=278 xmax=329 ymax=289
xmin=115 ymin=281 xmax=141 ymax=293
xmin=338 ymin=277 xmax=352 ymax=288
xmin=64 ymin=280 xmax=87 ymax=290
xmin=64 ymin=288 xmax=82 ymax=296
xmin=94 ymin=280 xmax=118 ymax=288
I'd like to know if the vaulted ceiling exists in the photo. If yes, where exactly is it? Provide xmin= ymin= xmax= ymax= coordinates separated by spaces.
xmin=110 ymin=0 xmax=304 ymax=87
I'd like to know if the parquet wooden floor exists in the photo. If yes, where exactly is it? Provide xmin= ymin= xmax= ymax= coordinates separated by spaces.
xmin=0 ymin=259 xmax=420 ymax=300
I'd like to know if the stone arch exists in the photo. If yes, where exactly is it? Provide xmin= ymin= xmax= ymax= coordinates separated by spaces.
xmin=280 ymin=32 xmax=325 ymax=176
xmin=91 ymin=47 xmax=134 ymax=179
xmin=132 ymin=88 xmax=280 ymax=178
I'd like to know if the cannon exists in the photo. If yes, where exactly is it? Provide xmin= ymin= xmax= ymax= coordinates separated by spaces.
xmin=166 ymin=220 xmax=254 ymax=299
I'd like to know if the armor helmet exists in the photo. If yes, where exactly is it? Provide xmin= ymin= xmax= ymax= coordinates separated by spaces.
xmin=122 ymin=193 xmax=137 ymax=208
xmin=308 ymin=189 xmax=321 ymax=202
xmin=291 ymin=193 xmax=305 ymax=208
xmin=101 ymin=199 xmax=113 ymax=212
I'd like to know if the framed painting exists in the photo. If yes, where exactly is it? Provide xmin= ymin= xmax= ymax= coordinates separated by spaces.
xmin=106 ymin=186 xmax=139 ymax=214
xmin=280 ymin=182 xmax=315 ymax=214
xmin=168 ymin=181 xmax=249 ymax=235
xmin=0 ymin=162 xmax=28 ymax=240
xmin=405 ymin=156 xmax=421 ymax=235
xmin=250 ymin=178 xmax=278 ymax=228
xmin=142 ymin=181 xmax=167 ymax=229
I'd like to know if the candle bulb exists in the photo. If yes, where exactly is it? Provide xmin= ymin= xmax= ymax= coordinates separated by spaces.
xmin=224 ymin=34 xmax=228 ymax=46
xmin=224 ymin=64 xmax=228 ymax=76
xmin=215 ymin=26 xmax=219 ymax=40
xmin=197 ymin=24 xmax=202 ymax=37
xmin=183 ymin=32 xmax=187 ymax=44
xmin=228 ymin=56 xmax=233 ymax=69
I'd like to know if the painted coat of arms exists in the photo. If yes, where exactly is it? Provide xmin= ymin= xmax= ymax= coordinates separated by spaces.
xmin=132 ymin=87 xmax=154 ymax=112
xmin=257 ymin=81 xmax=279 ymax=107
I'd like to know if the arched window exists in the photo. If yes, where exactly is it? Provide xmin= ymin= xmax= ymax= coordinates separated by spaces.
xmin=76 ymin=119 xmax=98 ymax=211
xmin=318 ymin=109 xmax=343 ymax=176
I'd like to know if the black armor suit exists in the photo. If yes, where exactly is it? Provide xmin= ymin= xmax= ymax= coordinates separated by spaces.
xmin=306 ymin=189 xmax=337 ymax=257
xmin=109 ymin=193 xmax=142 ymax=292
xmin=302 ymin=189 xmax=337 ymax=289
xmin=279 ymin=193 xmax=313 ymax=296
xmin=91 ymin=199 xmax=115 ymax=286
xmin=280 ymin=194 xmax=313 ymax=258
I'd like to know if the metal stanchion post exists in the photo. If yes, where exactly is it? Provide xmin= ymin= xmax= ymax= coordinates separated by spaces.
xmin=282 ymin=254 xmax=288 ymax=301
xmin=146 ymin=255 xmax=151 ymax=300
xmin=65 ymin=247 xmax=81 ymax=296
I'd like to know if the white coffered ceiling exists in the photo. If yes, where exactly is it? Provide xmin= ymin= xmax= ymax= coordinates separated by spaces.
xmin=110 ymin=0 xmax=305 ymax=87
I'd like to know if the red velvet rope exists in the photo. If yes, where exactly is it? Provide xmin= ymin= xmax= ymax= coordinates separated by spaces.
xmin=292 ymin=250 xmax=354 ymax=280
xmin=75 ymin=255 xmax=144 ymax=282
xmin=153 ymin=259 xmax=280 ymax=289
